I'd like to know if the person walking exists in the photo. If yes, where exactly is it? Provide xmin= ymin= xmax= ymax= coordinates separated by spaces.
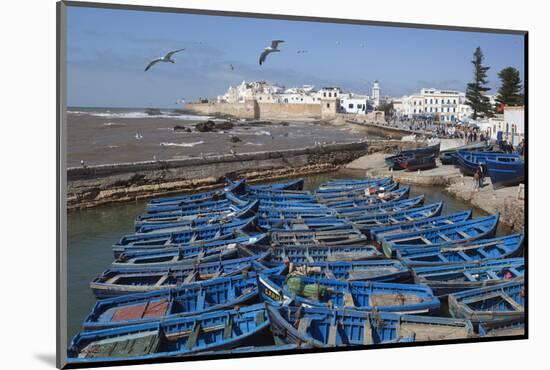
xmin=473 ymin=167 xmax=481 ymax=191
xmin=478 ymin=164 xmax=485 ymax=188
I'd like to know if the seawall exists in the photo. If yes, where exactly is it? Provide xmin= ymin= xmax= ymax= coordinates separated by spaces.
xmin=67 ymin=141 xmax=373 ymax=210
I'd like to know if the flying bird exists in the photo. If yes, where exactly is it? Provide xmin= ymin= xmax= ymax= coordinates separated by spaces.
xmin=229 ymin=64 xmax=235 ymax=71
xmin=135 ymin=132 xmax=143 ymax=140
xmin=259 ymin=40 xmax=285 ymax=65
xmin=144 ymin=48 xmax=185 ymax=71
xmin=297 ymin=50 xmax=308 ymax=54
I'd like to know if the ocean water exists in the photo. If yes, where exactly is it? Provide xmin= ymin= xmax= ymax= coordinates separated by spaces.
xmin=66 ymin=169 xmax=512 ymax=346
xmin=66 ymin=107 xmax=365 ymax=167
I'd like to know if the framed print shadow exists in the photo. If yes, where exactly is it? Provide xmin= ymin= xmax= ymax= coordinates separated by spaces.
xmin=56 ymin=1 xmax=528 ymax=368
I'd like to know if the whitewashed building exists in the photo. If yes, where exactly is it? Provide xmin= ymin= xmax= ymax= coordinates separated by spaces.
xmin=277 ymin=85 xmax=319 ymax=104
xmin=218 ymin=81 xmax=284 ymax=103
xmin=475 ymin=106 xmax=524 ymax=145
xmin=503 ymin=106 xmax=525 ymax=145
xmin=338 ymin=93 xmax=369 ymax=114
xmin=394 ymin=88 xmax=472 ymax=122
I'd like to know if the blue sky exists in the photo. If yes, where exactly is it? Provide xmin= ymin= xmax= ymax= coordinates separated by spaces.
xmin=67 ymin=6 xmax=525 ymax=108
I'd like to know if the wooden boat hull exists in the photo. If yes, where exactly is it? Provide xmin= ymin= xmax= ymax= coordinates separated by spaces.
xmin=485 ymin=158 xmax=525 ymax=189
xmin=270 ymin=229 xmax=367 ymax=247
xmin=287 ymin=259 xmax=410 ymax=282
xmin=68 ymin=304 xmax=272 ymax=362
xmin=412 ymin=258 xmax=525 ymax=296
xmin=370 ymin=210 xmax=472 ymax=243
xmin=261 ymin=245 xmax=383 ymax=264
xmin=478 ymin=317 xmax=525 ymax=337
xmin=336 ymin=195 xmax=425 ymax=217
xmin=397 ymin=233 xmax=524 ymax=267
xmin=348 ymin=202 xmax=443 ymax=235
xmin=448 ymin=279 xmax=524 ymax=323
xmin=381 ymin=214 xmax=500 ymax=258
xmin=258 ymin=274 xmax=439 ymax=314
xmin=266 ymin=304 xmax=474 ymax=347
xmin=90 ymin=253 xmax=270 ymax=299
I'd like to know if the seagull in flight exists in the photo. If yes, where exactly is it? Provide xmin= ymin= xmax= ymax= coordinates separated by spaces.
xmin=297 ymin=50 xmax=308 ymax=54
xmin=259 ymin=40 xmax=284 ymax=65
xmin=229 ymin=64 xmax=235 ymax=71
xmin=144 ymin=48 xmax=185 ymax=71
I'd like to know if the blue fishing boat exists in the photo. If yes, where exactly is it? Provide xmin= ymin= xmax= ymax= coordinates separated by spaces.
xmin=114 ymin=232 xmax=266 ymax=259
xmin=315 ymin=177 xmax=393 ymax=194
xmin=316 ymin=182 xmax=401 ymax=202
xmin=266 ymin=304 xmax=473 ymax=347
xmin=112 ymin=240 xmax=265 ymax=269
xmin=83 ymin=266 xmax=284 ymax=330
xmin=146 ymin=180 xmax=245 ymax=209
xmin=258 ymin=217 xmax=353 ymax=232
xmin=370 ymin=210 xmax=472 ymax=243
xmin=258 ymin=207 xmax=336 ymax=219
xmin=336 ymin=195 xmax=425 ymax=216
xmin=448 ymin=279 xmax=524 ymax=323
xmin=113 ymin=216 xmax=257 ymax=251
xmin=258 ymin=274 xmax=439 ymax=314
xmin=485 ymin=158 xmax=525 ymax=189
xmin=226 ymin=191 xmax=323 ymax=208
xmin=385 ymin=144 xmax=440 ymax=170
xmin=288 ymin=260 xmax=410 ymax=282
xmin=412 ymin=258 xmax=525 ymax=296
xmin=348 ymin=202 xmax=443 ymax=235
xmin=252 ymin=192 xmax=318 ymax=203
xmin=90 ymin=253 xmax=270 ymax=299
xmin=400 ymin=154 xmax=437 ymax=171
xmin=134 ymin=200 xmax=260 ymax=233
xmin=381 ymin=213 xmax=500 ymax=258
xmin=439 ymin=141 xmax=489 ymax=165
xmin=263 ymin=245 xmax=382 ymax=264
xmin=135 ymin=199 xmax=254 ymax=228
xmin=320 ymin=185 xmax=409 ymax=207
xmin=68 ymin=304 xmax=272 ymax=361
xmin=271 ymin=229 xmax=367 ymax=247
xmin=478 ymin=317 xmax=525 ymax=337
xmin=397 ymin=233 xmax=524 ymax=267
xmin=245 ymin=178 xmax=304 ymax=191
xmin=455 ymin=151 xmax=521 ymax=176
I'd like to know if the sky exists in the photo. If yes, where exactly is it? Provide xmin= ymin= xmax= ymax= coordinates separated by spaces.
xmin=66 ymin=6 xmax=525 ymax=108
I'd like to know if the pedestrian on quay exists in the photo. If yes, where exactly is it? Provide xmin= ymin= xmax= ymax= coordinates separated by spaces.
xmin=478 ymin=164 xmax=485 ymax=188
xmin=473 ymin=131 xmax=477 ymax=141
xmin=473 ymin=167 xmax=481 ymax=191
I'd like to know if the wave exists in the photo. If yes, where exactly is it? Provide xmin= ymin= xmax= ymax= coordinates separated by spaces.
xmin=244 ymin=142 xmax=264 ymax=146
xmin=68 ymin=110 xmax=212 ymax=121
xmin=160 ymin=141 xmax=204 ymax=147
xmin=254 ymin=130 xmax=272 ymax=136
xmin=103 ymin=122 xmax=126 ymax=127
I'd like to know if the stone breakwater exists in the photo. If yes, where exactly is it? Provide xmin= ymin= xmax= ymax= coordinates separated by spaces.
xmin=69 ymin=141 xmax=405 ymax=210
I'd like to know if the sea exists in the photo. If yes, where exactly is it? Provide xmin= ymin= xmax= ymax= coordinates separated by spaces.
xmin=66 ymin=107 xmax=366 ymax=167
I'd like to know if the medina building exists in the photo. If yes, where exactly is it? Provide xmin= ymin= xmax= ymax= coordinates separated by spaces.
xmin=394 ymin=88 xmax=473 ymax=122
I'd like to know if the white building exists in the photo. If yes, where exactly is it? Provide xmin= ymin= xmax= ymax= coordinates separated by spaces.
xmin=218 ymin=81 xmax=283 ymax=103
xmin=475 ymin=106 xmax=524 ymax=145
xmin=277 ymin=85 xmax=319 ymax=104
xmin=394 ymin=88 xmax=471 ymax=122
xmin=338 ymin=93 xmax=369 ymax=114
xmin=316 ymin=87 xmax=342 ymax=100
